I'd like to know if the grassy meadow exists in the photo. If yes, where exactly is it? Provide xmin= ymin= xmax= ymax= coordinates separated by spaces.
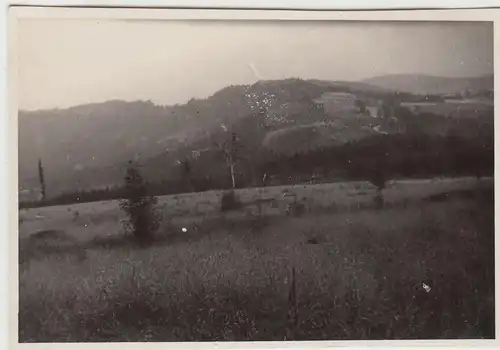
xmin=18 ymin=177 xmax=495 ymax=341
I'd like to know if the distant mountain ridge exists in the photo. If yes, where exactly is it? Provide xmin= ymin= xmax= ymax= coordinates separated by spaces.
xmin=18 ymin=74 xmax=493 ymax=199
xmin=361 ymin=74 xmax=493 ymax=95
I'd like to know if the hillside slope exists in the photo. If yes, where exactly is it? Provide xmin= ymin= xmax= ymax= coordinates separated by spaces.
xmin=18 ymin=76 xmax=493 ymax=198
xmin=19 ymin=79 xmax=376 ymax=195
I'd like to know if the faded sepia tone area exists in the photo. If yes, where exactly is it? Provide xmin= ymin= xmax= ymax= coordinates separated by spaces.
xmin=17 ymin=18 xmax=494 ymax=342
xmin=19 ymin=20 xmax=493 ymax=110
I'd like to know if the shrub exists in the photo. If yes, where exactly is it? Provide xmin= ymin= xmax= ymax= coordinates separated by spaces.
xmin=220 ymin=190 xmax=242 ymax=212
xmin=369 ymin=169 xmax=386 ymax=210
xmin=119 ymin=162 xmax=162 ymax=243
xmin=373 ymin=192 xmax=384 ymax=210
xmin=369 ymin=169 xmax=386 ymax=192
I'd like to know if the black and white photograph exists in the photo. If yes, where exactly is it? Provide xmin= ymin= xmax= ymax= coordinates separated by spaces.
xmin=13 ymin=7 xmax=495 ymax=343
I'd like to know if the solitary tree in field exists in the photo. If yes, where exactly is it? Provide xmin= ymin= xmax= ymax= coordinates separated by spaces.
xmin=370 ymin=172 xmax=385 ymax=209
xmin=181 ymin=158 xmax=193 ymax=191
xmin=355 ymin=99 xmax=366 ymax=114
xmin=370 ymin=168 xmax=386 ymax=209
xmin=119 ymin=161 xmax=161 ymax=243
xmin=370 ymin=169 xmax=386 ymax=191
xmin=37 ymin=158 xmax=46 ymax=202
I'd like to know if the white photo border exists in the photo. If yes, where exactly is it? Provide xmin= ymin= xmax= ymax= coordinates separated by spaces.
xmin=6 ymin=6 xmax=500 ymax=350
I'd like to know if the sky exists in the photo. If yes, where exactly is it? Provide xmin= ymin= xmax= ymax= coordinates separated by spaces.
xmin=18 ymin=19 xmax=493 ymax=111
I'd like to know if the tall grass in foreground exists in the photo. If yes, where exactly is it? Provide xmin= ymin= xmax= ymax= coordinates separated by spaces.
xmin=19 ymin=187 xmax=494 ymax=341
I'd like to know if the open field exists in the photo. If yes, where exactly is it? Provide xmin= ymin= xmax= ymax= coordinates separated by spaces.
xmin=400 ymin=101 xmax=492 ymax=117
xmin=18 ymin=177 xmax=494 ymax=341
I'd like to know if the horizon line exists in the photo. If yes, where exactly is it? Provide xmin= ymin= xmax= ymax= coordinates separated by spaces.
xmin=18 ymin=72 xmax=494 ymax=113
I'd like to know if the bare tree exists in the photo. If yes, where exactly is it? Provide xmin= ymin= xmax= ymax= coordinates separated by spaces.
xmin=221 ymin=132 xmax=243 ymax=189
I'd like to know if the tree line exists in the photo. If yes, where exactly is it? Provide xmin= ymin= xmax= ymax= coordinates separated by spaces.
xmin=22 ymin=128 xmax=493 ymax=210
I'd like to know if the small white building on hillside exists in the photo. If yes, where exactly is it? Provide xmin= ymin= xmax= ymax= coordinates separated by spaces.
xmin=366 ymin=106 xmax=381 ymax=118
